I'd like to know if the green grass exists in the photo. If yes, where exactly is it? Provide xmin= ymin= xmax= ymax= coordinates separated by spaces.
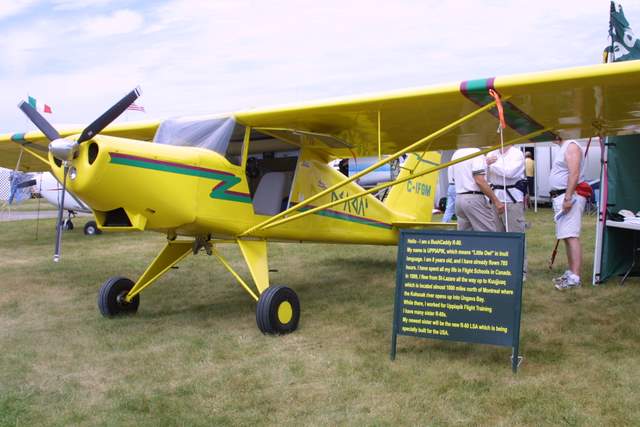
xmin=1 ymin=210 xmax=639 ymax=426
xmin=1 ymin=198 xmax=57 ymax=212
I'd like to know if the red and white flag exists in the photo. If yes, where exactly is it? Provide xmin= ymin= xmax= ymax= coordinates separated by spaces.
xmin=28 ymin=96 xmax=53 ymax=114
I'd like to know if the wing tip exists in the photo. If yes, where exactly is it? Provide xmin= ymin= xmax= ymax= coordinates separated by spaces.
xmin=10 ymin=132 xmax=26 ymax=142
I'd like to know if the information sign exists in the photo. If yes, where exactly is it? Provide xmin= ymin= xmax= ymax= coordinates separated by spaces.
xmin=391 ymin=229 xmax=525 ymax=372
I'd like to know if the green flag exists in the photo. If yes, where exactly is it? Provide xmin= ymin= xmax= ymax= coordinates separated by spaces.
xmin=605 ymin=1 xmax=640 ymax=62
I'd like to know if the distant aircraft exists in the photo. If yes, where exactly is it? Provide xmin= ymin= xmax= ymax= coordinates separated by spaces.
xmin=2 ymin=169 xmax=100 ymax=235
xmin=333 ymin=156 xmax=402 ymax=189
xmin=34 ymin=172 xmax=101 ymax=235
xmin=1 ymin=61 xmax=639 ymax=334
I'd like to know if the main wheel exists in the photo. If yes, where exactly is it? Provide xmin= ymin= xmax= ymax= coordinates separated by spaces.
xmin=62 ymin=219 xmax=74 ymax=231
xmin=256 ymin=286 xmax=300 ymax=334
xmin=84 ymin=220 xmax=102 ymax=235
xmin=98 ymin=276 xmax=139 ymax=317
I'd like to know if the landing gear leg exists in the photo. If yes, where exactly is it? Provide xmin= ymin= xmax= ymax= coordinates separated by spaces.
xmin=213 ymin=239 xmax=301 ymax=334
xmin=97 ymin=240 xmax=192 ymax=318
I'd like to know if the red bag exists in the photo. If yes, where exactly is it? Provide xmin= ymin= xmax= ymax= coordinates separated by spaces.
xmin=575 ymin=181 xmax=593 ymax=198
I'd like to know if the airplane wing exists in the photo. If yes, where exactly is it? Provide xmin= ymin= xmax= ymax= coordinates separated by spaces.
xmin=2 ymin=61 xmax=640 ymax=169
xmin=0 ymin=121 xmax=160 ymax=171
xmin=235 ymin=61 xmax=640 ymax=157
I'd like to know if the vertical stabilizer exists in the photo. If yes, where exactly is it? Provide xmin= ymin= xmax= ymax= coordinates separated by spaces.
xmin=384 ymin=152 xmax=440 ymax=222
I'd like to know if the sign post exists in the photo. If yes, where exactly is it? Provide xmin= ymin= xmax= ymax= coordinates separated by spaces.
xmin=391 ymin=229 xmax=525 ymax=373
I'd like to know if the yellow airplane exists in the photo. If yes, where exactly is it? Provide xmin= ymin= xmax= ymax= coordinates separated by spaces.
xmin=2 ymin=60 xmax=640 ymax=334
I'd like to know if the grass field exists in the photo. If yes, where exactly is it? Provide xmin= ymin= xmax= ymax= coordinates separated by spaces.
xmin=1 ymin=210 xmax=639 ymax=426
xmin=1 ymin=199 xmax=57 ymax=212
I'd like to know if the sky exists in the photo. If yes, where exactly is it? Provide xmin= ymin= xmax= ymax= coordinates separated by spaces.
xmin=1 ymin=0 xmax=639 ymax=134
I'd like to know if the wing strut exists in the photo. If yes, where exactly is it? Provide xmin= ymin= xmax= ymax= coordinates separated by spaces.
xmin=377 ymin=110 xmax=382 ymax=160
xmin=256 ymin=128 xmax=551 ymax=232
xmin=239 ymin=98 xmax=508 ymax=237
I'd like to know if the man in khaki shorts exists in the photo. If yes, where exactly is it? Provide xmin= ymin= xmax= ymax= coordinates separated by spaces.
xmin=549 ymin=137 xmax=586 ymax=290
xmin=451 ymin=148 xmax=504 ymax=231
xmin=487 ymin=146 xmax=527 ymax=278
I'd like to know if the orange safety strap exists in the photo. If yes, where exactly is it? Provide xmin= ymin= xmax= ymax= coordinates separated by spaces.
xmin=488 ymin=89 xmax=507 ymax=130
xmin=348 ymin=148 xmax=359 ymax=176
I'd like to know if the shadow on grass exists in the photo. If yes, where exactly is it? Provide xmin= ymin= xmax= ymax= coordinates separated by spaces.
xmin=139 ymin=297 xmax=254 ymax=322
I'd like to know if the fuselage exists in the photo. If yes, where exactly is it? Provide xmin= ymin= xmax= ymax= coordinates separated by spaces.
xmin=50 ymin=135 xmax=401 ymax=245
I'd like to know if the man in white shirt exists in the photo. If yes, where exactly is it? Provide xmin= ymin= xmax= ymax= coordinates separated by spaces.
xmin=487 ymin=146 xmax=527 ymax=276
xmin=548 ymin=137 xmax=586 ymax=290
xmin=451 ymin=148 xmax=504 ymax=231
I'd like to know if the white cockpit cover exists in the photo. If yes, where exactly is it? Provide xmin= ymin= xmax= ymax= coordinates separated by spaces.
xmin=153 ymin=116 xmax=236 ymax=155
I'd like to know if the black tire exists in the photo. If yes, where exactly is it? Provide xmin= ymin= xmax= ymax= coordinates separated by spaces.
xmin=98 ymin=276 xmax=139 ymax=317
xmin=62 ymin=219 xmax=74 ymax=231
xmin=438 ymin=197 xmax=447 ymax=212
xmin=256 ymin=286 xmax=300 ymax=334
xmin=84 ymin=220 xmax=101 ymax=235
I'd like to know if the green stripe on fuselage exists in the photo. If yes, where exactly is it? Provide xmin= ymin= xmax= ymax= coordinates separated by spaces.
xmin=109 ymin=155 xmax=251 ymax=203
xmin=111 ymin=156 xmax=221 ymax=179
xmin=298 ymin=206 xmax=392 ymax=229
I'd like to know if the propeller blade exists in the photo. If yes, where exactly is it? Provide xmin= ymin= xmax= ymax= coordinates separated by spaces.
xmin=53 ymin=166 xmax=69 ymax=263
xmin=77 ymin=86 xmax=142 ymax=143
xmin=18 ymin=101 xmax=61 ymax=141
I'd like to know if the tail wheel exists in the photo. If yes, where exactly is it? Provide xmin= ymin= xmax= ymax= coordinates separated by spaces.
xmin=62 ymin=219 xmax=74 ymax=231
xmin=98 ymin=276 xmax=139 ymax=317
xmin=256 ymin=286 xmax=300 ymax=334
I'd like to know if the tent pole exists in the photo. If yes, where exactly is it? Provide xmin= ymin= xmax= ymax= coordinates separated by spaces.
xmin=534 ymin=146 xmax=538 ymax=213
xmin=592 ymin=136 xmax=608 ymax=285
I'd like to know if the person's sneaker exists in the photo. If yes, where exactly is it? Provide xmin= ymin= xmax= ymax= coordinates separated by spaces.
xmin=554 ymin=274 xmax=581 ymax=290
xmin=552 ymin=270 xmax=571 ymax=285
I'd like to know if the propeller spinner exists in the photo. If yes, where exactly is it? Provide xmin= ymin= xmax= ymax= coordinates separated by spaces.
xmin=17 ymin=87 xmax=142 ymax=262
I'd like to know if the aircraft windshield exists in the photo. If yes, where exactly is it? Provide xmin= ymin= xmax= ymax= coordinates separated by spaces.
xmin=153 ymin=116 xmax=236 ymax=155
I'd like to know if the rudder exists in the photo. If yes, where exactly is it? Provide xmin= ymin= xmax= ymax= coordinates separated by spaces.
xmin=384 ymin=152 xmax=440 ymax=222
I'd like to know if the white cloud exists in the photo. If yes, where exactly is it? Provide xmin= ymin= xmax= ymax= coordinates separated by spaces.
xmin=0 ymin=0 xmax=38 ymax=21
xmin=83 ymin=9 xmax=144 ymax=38
xmin=0 ymin=64 xmax=145 ymax=130
xmin=1 ymin=0 xmax=640 ymax=133
xmin=0 ymin=20 xmax=63 ymax=76
xmin=52 ymin=0 xmax=114 ymax=11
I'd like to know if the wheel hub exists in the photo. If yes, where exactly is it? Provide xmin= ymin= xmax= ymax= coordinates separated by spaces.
xmin=116 ymin=291 xmax=130 ymax=306
xmin=277 ymin=301 xmax=293 ymax=324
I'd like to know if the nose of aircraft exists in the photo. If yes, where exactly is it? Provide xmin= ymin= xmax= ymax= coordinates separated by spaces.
xmin=48 ymin=138 xmax=102 ymax=196
xmin=17 ymin=87 xmax=143 ymax=261
xmin=52 ymin=134 xmax=200 ymax=234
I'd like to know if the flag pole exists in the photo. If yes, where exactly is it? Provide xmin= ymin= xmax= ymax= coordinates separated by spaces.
xmin=609 ymin=1 xmax=615 ymax=62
